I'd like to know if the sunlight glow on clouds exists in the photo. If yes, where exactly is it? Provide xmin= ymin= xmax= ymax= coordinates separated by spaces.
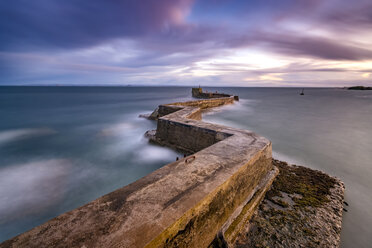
xmin=362 ymin=73 xmax=371 ymax=78
xmin=259 ymin=74 xmax=284 ymax=82
xmin=0 ymin=0 xmax=372 ymax=87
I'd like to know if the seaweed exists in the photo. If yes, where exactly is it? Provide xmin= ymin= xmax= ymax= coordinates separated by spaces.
xmin=267 ymin=160 xmax=337 ymax=208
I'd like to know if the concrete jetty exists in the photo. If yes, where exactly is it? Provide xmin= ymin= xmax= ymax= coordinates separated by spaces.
xmin=1 ymin=91 xmax=276 ymax=248
xmin=1 ymin=89 xmax=344 ymax=248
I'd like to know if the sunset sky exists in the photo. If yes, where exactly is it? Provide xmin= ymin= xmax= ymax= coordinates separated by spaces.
xmin=1 ymin=0 xmax=372 ymax=86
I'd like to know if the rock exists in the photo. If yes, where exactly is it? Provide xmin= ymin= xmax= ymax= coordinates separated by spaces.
xmin=232 ymin=159 xmax=345 ymax=248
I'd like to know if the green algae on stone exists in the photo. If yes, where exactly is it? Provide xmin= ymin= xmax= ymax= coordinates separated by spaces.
xmin=266 ymin=160 xmax=337 ymax=208
xmin=233 ymin=159 xmax=344 ymax=248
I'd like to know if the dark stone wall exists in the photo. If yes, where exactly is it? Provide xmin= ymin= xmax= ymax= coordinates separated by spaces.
xmin=191 ymin=88 xmax=232 ymax=99
xmin=158 ymin=105 xmax=183 ymax=117
xmin=156 ymin=119 xmax=231 ymax=153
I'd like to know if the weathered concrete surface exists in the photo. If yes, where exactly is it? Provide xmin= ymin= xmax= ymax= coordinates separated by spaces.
xmin=213 ymin=167 xmax=279 ymax=247
xmin=140 ymin=96 xmax=235 ymax=121
xmin=1 ymin=97 xmax=273 ymax=248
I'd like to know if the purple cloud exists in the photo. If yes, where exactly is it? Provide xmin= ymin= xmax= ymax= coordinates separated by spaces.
xmin=225 ymin=31 xmax=372 ymax=61
xmin=0 ymin=0 xmax=194 ymax=50
xmin=1 ymin=0 xmax=372 ymax=86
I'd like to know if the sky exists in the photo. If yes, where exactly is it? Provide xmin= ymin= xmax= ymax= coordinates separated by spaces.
xmin=0 ymin=0 xmax=372 ymax=87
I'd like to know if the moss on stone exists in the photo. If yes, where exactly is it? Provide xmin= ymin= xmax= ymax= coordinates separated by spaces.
xmin=233 ymin=159 xmax=344 ymax=248
xmin=266 ymin=160 xmax=337 ymax=208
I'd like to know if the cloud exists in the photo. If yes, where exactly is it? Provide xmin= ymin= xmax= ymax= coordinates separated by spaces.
xmin=316 ymin=1 xmax=372 ymax=31
xmin=259 ymin=73 xmax=284 ymax=81
xmin=1 ymin=0 xmax=372 ymax=86
xmin=225 ymin=31 xmax=372 ymax=61
xmin=362 ymin=73 xmax=370 ymax=78
xmin=0 ymin=0 xmax=194 ymax=51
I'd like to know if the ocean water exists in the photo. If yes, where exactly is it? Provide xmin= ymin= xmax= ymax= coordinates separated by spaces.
xmin=202 ymin=87 xmax=372 ymax=248
xmin=0 ymin=87 xmax=371 ymax=247
xmin=0 ymin=86 xmax=189 ymax=242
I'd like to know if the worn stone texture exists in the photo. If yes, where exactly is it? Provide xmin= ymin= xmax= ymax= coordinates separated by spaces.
xmin=1 ymin=97 xmax=273 ymax=248
xmin=152 ymin=98 xmax=236 ymax=154
xmin=233 ymin=160 xmax=345 ymax=248
xmin=215 ymin=167 xmax=279 ymax=247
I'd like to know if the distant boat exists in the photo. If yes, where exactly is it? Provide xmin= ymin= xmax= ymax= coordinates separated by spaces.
xmin=300 ymin=88 xmax=304 ymax=95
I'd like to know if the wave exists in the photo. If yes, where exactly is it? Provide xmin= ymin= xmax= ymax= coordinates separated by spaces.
xmin=99 ymin=122 xmax=136 ymax=137
xmin=135 ymin=145 xmax=180 ymax=163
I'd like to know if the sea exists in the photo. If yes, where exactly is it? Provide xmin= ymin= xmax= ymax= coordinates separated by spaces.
xmin=0 ymin=86 xmax=371 ymax=247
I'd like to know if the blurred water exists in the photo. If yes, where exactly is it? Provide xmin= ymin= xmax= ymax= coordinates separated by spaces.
xmin=0 ymin=87 xmax=371 ymax=247
xmin=0 ymin=86 xmax=190 ymax=241
xmin=203 ymin=87 xmax=372 ymax=248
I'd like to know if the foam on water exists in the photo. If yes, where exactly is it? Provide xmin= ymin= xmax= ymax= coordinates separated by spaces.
xmin=0 ymin=86 xmax=188 ymax=241
xmin=0 ymin=159 xmax=70 ymax=222
xmin=0 ymin=128 xmax=56 ymax=145
xmin=135 ymin=145 xmax=180 ymax=163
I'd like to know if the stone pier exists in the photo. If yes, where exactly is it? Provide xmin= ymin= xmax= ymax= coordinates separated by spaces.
xmin=1 ymin=95 xmax=276 ymax=248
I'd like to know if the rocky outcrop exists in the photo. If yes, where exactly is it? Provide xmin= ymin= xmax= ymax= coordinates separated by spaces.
xmin=347 ymin=86 xmax=372 ymax=90
xmin=233 ymin=160 xmax=345 ymax=248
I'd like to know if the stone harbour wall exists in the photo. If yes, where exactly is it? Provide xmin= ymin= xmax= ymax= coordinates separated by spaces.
xmin=191 ymin=87 xmax=237 ymax=100
xmin=1 ymin=95 xmax=276 ymax=248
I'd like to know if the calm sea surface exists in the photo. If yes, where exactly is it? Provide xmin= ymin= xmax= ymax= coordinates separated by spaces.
xmin=0 ymin=86 xmax=371 ymax=247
